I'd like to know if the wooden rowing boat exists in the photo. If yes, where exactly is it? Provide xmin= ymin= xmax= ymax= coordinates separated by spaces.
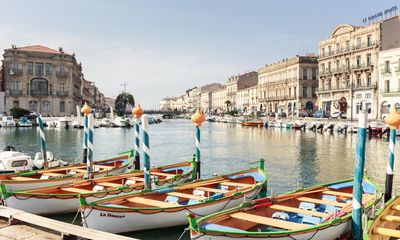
xmin=188 ymin=178 xmax=381 ymax=240
xmin=2 ymin=161 xmax=193 ymax=215
xmin=0 ymin=155 xmax=130 ymax=192
xmin=365 ymin=196 xmax=400 ymax=239
xmin=241 ymin=121 xmax=264 ymax=127
xmin=79 ymin=160 xmax=267 ymax=233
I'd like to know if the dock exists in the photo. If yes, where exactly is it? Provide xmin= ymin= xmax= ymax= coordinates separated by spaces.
xmin=0 ymin=206 xmax=137 ymax=240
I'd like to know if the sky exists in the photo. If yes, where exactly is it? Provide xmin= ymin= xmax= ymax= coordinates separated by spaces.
xmin=0 ymin=0 xmax=398 ymax=109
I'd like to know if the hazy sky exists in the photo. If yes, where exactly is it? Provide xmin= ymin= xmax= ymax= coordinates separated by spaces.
xmin=0 ymin=0 xmax=398 ymax=109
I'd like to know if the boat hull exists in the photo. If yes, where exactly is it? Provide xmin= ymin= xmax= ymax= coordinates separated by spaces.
xmin=1 ymin=165 xmax=128 ymax=192
xmin=81 ymin=188 xmax=260 ymax=233
xmin=4 ymin=174 xmax=190 ymax=215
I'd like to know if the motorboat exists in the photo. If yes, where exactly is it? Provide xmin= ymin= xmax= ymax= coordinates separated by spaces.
xmin=1 ymin=116 xmax=16 ymax=127
xmin=17 ymin=117 xmax=33 ymax=127
xmin=111 ymin=117 xmax=128 ymax=127
xmin=0 ymin=146 xmax=68 ymax=174
xmin=54 ymin=118 xmax=70 ymax=129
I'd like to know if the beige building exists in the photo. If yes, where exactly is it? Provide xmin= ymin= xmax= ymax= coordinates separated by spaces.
xmin=258 ymin=55 xmax=318 ymax=116
xmin=2 ymin=45 xmax=92 ymax=116
xmin=378 ymin=47 xmax=400 ymax=119
xmin=226 ymin=71 xmax=258 ymax=111
xmin=184 ymin=87 xmax=200 ymax=113
xmin=199 ymin=83 xmax=222 ymax=113
xmin=317 ymin=16 xmax=400 ymax=119
xmin=211 ymin=86 xmax=227 ymax=113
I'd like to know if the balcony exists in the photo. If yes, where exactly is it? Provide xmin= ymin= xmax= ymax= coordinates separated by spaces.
xmin=57 ymin=91 xmax=69 ymax=97
xmin=352 ymin=63 xmax=373 ymax=72
xmin=319 ymin=41 xmax=377 ymax=60
xmin=56 ymin=71 xmax=69 ymax=78
xmin=9 ymin=68 xmax=23 ymax=77
xmin=381 ymin=89 xmax=400 ymax=96
xmin=381 ymin=69 xmax=391 ymax=75
xmin=352 ymin=83 xmax=377 ymax=90
xmin=31 ymin=91 xmax=49 ymax=96
xmin=8 ymin=90 xmax=23 ymax=97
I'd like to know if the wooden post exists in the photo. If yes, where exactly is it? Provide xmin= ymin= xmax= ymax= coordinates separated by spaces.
xmin=351 ymin=104 xmax=368 ymax=240
xmin=132 ymin=105 xmax=144 ymax=170
xmin=37 ymin=114 xmax=48 ymax=169
xmin=191 ymin=109 xmax=205 ymax=179
xmin=142 ymin=114 xmax=151 ymax=189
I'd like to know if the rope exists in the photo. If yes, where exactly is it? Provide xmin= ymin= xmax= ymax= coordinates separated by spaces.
xmin=71 ymin=209 xmax=80 ymax=225
xmin=177 ymin=227 xmax=190 ymax=240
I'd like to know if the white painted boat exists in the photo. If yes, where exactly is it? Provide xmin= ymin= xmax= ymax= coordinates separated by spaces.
xmin=80 ymin=162 xmax=267 ymax=233
xmin=3 ymin=161 xmax=193 ymax=215
xmin=17 ymin=117 xmax=33 ymax=127
xmin=111 ymin=117 xmax=127 ymax=127
xmin=1 ymin=116 xmax=16 ymax=127
xmin=189 ymin=178 xmax=380 ymax=240
xmin=0 ymin=155 xmax=130 ymax=192
xmin=54 ymin=118 xmax=70 ymax=129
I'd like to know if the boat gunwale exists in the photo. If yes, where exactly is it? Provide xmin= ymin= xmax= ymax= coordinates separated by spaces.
xmin=4 ymin=161 xmax=193 ymax=198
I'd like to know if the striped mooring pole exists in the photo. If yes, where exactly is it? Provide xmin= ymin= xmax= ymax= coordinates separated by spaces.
xmin=132 ymin=105 xmax=144 ymax=170
xmin=142 ymin=114 xmax=151 ymax=190
xmin=37 ymin=114 xmax=48 ymax=169
xmin=351 ymin=103 xmax=368 ymax=240
xmin=191 ymin=109 xmax=205 ymax=180
xmin=86 ymin=114 xmax=95 ymax=179
xmin=384 ymin=105 xmax=400 ymax=202
xmin=81 ymin=102 xmax=91 ymax=164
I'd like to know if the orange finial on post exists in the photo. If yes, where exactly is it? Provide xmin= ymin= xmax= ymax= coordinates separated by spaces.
xmin=81 ymin=102 xmax=92 ymax=116
xmin=132 ymin=104 xmax=144 ymax=119
xmin=385 ymin=105 xmax=400 ymax=129
xmin=191 ymin=109 xmax=205 ymax=127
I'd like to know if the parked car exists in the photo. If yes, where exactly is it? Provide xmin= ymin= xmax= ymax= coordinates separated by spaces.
xmin=331 ymin=111 xmax=347 ymax=119
xmin=267 ymin=112 xmax=276 ymax=117
xmin=313 ymin=110 xmax=329 ymax=118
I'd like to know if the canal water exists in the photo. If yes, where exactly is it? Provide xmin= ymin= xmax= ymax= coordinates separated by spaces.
xmin=0 ymin=119 xmax=396 ymax=239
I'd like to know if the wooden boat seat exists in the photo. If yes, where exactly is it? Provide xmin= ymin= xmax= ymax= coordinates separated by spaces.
xmin=73 ymin=169 xmax=87 ymax=173
xmin=323 ymin=190 xmax=353 ymax=198
xmin=221 ymin=181 xmax=254 ymax=188
xmin=391 ymin=205 xmax=400 ymax=211
xmin=96 ymin=182 xmax=122 ymax=188
xmin=151 ymin=172 xmax=176 ymax=177
xmin=61 ymin=187 xmax=91 ymax=194
xmin=42 ymin=172 xmax=64 ymax=177
xmin=11 ymin=176 xmax=34 ymax=181
xmin=269 ymin=204 xmax=329 ymax=218
xmin=167 ymin=192 xmax=207 ymax=201
xmin=230 ymin=212 xmax=307 ymax=231
xmin=128 ymin=176 xmax=145 ymax=181
xmin=93 ymin=165 xmax=114 ymax=170
xmin=196 ymin=187 xmax=229 ymax=194
xmin=127 ymin=197 xmax=180 ymax=208
xmin=296 ymin=197 xmax=346 ymax=208
xmin=372 ymin=227 xmax=400 ymax=238
xmin=381 ymin=215 xmax=400 ymax=222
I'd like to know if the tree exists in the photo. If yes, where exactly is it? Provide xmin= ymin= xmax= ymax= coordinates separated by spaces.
xmin=10 ymin=108 xmax=30 ymax=119
xmin=225 ymin=100 xmax=232 ymax=112
xmin=115 ymin=92 xmax=135 ymax=116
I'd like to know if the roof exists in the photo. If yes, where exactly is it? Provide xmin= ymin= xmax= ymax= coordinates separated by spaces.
xmin=8 ymin=45 xmax=68 ymax=55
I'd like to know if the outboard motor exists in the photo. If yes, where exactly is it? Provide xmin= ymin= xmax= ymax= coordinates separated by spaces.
xmin=3 ymin=145 xmax=16 ymax=151
xmin=317 ymin=123 xmax=324 ymax=132
xmin=301 ymin=123 xmax=306 ymax=131
xmin=328 ymin=124 xmax=334 ymax=133
xmin=310 ymin=124 xmax=316 ymax=132
xmin=264 ymin=121 xmax=269 ymax=128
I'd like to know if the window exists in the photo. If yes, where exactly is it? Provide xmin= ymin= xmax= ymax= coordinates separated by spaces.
xmin=356 ymin=37 xmax=361 ymax=48
xmin=385 ymin=80 xmax=390 ymax=92
xmin=45 ymin=63 xmax=52 ymax=76
xmin=336 ymin=60 xmax=340 ymax=70
xmin=328 ymin=46 xmax=332 ymax=55
xmin=321 ymin=47 xmax=325 ymax=56
xmin=336 ymin=78 xmax=340 ymax=89
xmin=367 ymin=74 xmax=371 ymax=86
xmin=29 ymin=101 xmax=38 ymax=112
xmin=346 ymin=58 xmax=350 ymax=69
xmin=312 ymin=68 xmax=317 ymax=80
xmin=35 ymin=63 xmax=43 ymax=76
xmin=303 ymin=68 xmax=308 ymax=80
xmin=328 ymin=62 xmax=331 ymax=71
xmin=365 ymin=93 xmax=371 ymax=99
xmin=366 ymin=102 xmax=372 ymax=114
xmin=312 ymin=86 xmax=316 ymax=97
xmin=303 ymin=87 xmax=308 ymax=98
xmin=336 ymin=43 xmax=340 ymax=54
xmin=10 ymin=80 xmax=19 ymax=90
xmin=366 ymin=54 xmax=371 ymax=66
xmin=346 ymin=40 xmax=350 ymax=51
xmin=294 ymin=87 xmax=297 ymax=98
xmin=356 ymin=56 xmax=361 ymax=67
xmin=30 ymin=78 xmax=49 ymax=96
xmin=27 ymin=62 xmax=33 ymax=74
xmin=11 ymin=160 xmax=28 ymax=168
xmin=42 ymin=101 xmax=51 ymax=112
xmin=356 ymin=94 xmax=362 ymax=99
xmin=357 ymin=75 xmax=361 ymax=87
xmin=13 ymin=101 xmax=19 ymax=108
xmin=367 ymin=35 xmax=372 ymax=46
xmin=60 ymin=82 xmax=65 ymax=92
xmin=385 ymin=61 xmax=390 ymax=72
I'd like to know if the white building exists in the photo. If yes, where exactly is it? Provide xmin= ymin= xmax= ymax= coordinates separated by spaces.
xmin=211 ymin=87 xmax=227 ymax=113
xmin=378 ymin=47 xmax=400 ymax=119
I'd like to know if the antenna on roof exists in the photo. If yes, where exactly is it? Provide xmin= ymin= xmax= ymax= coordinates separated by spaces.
xmin=59 ymin=47 xmax=64 ymax=53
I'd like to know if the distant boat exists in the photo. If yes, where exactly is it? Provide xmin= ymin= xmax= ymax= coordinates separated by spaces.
xmin=1 ymin=116 xmax=16 ymax=127
xmin=241 ymin=120 xmax=264 ymax=127
xmin=79 ymin=163 xmax=267 ymax=233
xmin=54 ymin=118 xmax=70 ymax=129
xmin=189 ymin=178 xmax=380 ymax=240
xmin=17 ymin=117 xmax=33 ymax=127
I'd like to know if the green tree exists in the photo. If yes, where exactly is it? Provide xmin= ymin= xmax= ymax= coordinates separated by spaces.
xmin=115 ymin=92 xmax=135 ymax=116
xmin=10 ymin=108 xmax=30 ymax=119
